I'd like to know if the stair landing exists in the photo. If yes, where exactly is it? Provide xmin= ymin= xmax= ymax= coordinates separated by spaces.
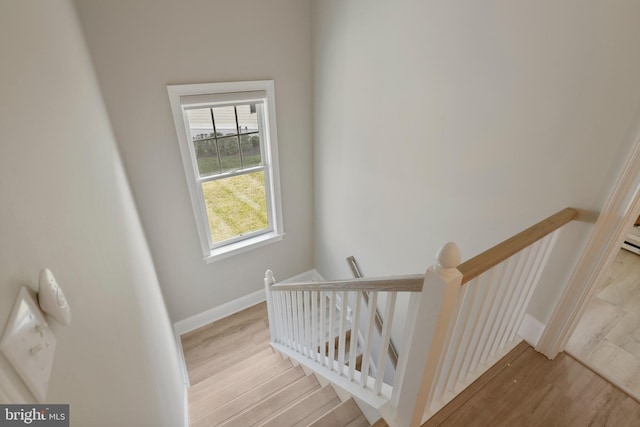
xmin=181 ymin=302 xmax=374 ymax=427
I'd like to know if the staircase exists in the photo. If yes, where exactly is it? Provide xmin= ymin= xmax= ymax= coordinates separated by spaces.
xmin=182 ymin=302 xmax=377 ymax=426
xmin=181 ymin=208 xmax=579 ymax=427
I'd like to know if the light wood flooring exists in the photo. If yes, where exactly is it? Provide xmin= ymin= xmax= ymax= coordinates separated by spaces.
xmin=566 ymin=248 xmax=640 ymax=400
xmin=180 ymin=300 xmax=640 ymax=427
xmin=425 ymin=341 xmax=640 ymax=426
xmin=180 ymin=302 xmax=370 ymax=426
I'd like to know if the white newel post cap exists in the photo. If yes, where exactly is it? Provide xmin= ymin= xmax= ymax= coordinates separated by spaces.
xmin=264 ymin=269 xmax=275 ymax=286
xmin=436 ymin=242 xmax=461 ymax=271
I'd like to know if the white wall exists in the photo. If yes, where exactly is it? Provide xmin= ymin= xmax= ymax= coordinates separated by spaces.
xmin=312 ymin=0 xmax=640 ymax=324
xmin=73 ymin=0 xmax=314 ymax=322
xmin=0 ymin=1 xmax=184 ymax=425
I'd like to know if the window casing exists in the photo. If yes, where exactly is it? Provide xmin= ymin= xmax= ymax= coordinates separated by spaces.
xmin=168 ymin=81 xmax=284 ymax=262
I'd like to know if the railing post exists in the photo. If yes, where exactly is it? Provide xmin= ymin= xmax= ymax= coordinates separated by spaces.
xmin=389 ymin=242 xmax=463 ymax=427
xmin=264 ymin=270 xmax=277 ymax=343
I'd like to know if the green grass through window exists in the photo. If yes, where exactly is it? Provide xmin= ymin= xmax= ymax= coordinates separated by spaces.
xmin=202 ymin=170 xmax=268 ymax=243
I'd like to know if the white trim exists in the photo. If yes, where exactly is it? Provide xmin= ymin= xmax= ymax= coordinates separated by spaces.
xmin=167 ymin=80 xmax=284 ymax=261
xmin=174 ymin=267 xmax=323 ymax=335
xmin=182 ymin=384 xmax=189 ymax=427
xmin=537 ymin=134 xmax=640 ymax=358
xmin=173 ymin=327 xmax=190 ymax=388
xmin=174 ymin=288 xmax=267 ymax=337
xmin=203 ymin=232 xmax=284 ymax=263
xmin=518 ymin=313 xmax=545 ymax=347
xmin=173 ymin=269 xmax=322 ymax=390
xmin=279 ymin=269 xmax=324 ymax=283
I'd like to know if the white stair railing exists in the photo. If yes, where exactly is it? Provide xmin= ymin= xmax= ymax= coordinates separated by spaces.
xmin=265 ymin=207 xmax=578 ymax=427
xmin=264 ymin=274 xmax=423 ymax=408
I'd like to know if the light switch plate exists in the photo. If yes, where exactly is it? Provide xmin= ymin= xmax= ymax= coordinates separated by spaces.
xmin=0 ymin=287 xmax=57 ymax=403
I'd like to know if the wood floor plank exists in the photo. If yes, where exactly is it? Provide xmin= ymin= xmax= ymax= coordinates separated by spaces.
xmin=182 ymin=302 xmax=269 ymax=351
xmin=310 ymin=399 xmax=362 ymax=427
xmin=188 ymin=341 xmax=272 ymax=385
xmin=260 ymin=385 xmax=339 ymax=427
xmin=345 ymin=414 xmax=371 ymax=427
xmin=220 ymin=374 xmax=321 ymax=426
xmin=189 ymin=358 xmax=293 ymax=422
xmin=424 ymin=344 xmax=640 ymax=427
xmin=191 ymin=365 xmax=306 ymax=427
xmin=424 ymin=340 xmax=530 ymax=426
xmin=189 ymin=349 xmax=282 ymax=402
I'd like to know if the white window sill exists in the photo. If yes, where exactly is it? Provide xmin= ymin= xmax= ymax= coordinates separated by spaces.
xmin=203 ymin=232 xmax=285 ymax=263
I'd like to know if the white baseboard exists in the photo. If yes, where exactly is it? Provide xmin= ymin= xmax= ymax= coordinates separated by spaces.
xmin=174 ymin=288 xmax=267 ymax=337
xmin=280 ymin=269 xmax=324 ymax=283
xmin=174 ymin=269 xmax=322 ymax=337
xmin=173 ymin=269 xmax=322 ymax=386
xmin=518 ymin=313 xmax=546 ymax=347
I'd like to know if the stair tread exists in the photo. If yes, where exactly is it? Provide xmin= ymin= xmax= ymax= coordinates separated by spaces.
xmin=345 ymin=414 xmax=370 ymax=427
xmin=189 ymin=357 xmax=292 ymax=421
xmin=181 ymin=302 xmax=268 ymax=351
xmin=309 ymin=399 xmax=363 ymax=427
xmin=259 ymin=385 xmax=340 ymax=427
xmin=189 ymin=349 xmax=281 ymax=396
xmin=220 ymin=373 xmax=321 ymax=426
xmin=191 ymin=365 xmax=305 ymax=427
xmin=189 ymin=341 xmax=272 ymax=385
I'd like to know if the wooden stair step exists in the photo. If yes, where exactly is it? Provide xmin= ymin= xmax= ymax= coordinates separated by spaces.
xmin=220 ymin=373 xmax=321 ymax=426
xmin=259 ymin=385 xmax=340 ymax=427
xmin=189 ymin=349 xmax=281 ymax=399
xmin=345 ymin=414 xmax=370 ymax=427
xmin=191 ymin=365 xmax=306 ymax=427
xmin=309 ymin=399 xmax=364 ymax=427
xmin=184 ymin=318 xmax=267 ymax=366
xmin=181 ymin=302 xmax=268 ymax=351
xmin=188 ymin=340 xmax=272 ymax=385
xmin=189 ymin=357 xmax=292 ymax=421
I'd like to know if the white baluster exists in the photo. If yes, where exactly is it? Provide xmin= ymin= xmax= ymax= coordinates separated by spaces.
xmin=305 ymin=291 xmax=312 ymax=359
xmin=478 ymin=259 xmax=512 ymax=366
xmin=328 ymin=292 xmax=337 ymax=369
xmin=285 ymin=291 xmax=294 ymax=349
xmin=348 ymin=292 xmax=362 ymax=381
xmin=297 ymin=291 xmax=304 ymax=354
xmin=320 ymin=291 xmax=326 ymax=366
xmin=312 ymin=290 xmax=319 ymax=363
xmin=337 ymin=291 xmax=348 ymax=372
xmin=490 ymin=247 xmax=531 ymax=357
xmin=264 ymin=270 xmax=277 ymax=343
xmin=510 ymin=231 xmax=559 ymax=344
xmin=375 ymin=292 xmax=397 ymax=395
xmin=360 ymin=291 xmax=378 ymax=388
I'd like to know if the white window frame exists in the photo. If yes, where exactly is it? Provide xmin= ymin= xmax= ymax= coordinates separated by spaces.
xmin=167 ymin=80 xmax=284 ymax=263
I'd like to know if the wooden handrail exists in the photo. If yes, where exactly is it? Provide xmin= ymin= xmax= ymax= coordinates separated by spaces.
xmin=269 ymin=274 xmax=425 ymax=292
xmin=458 ymin=207 xmax=578 ymax=284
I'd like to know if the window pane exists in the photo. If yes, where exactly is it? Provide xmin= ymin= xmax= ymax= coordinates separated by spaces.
xmin=218 ymin=136 xmax=241 ymax=172
xmin=194 ymin=138 xmax=221 ymax=176
xmin=236 ymin=104 xmax=259 ymax=134
xmin=202 ymin=170 xmax=269 ymax=243
xmin=212 ymin=106 xmax=237 ymax=136
xmin=186 ymin=108 xmax=214 ymax=140
xmin=240 ymin=133 xmax=262 ymax=167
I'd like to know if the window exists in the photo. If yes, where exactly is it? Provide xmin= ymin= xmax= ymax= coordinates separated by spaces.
xmin=167 ymin=81 xmax=284 ymax=262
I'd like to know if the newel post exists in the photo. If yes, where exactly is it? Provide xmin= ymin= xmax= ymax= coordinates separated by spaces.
xmin=264 ymin=270 xmax=277 ymax=343
xmin=390 ymin=242 xmax=463 ymax=427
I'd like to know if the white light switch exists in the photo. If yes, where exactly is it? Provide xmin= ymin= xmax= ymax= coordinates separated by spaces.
xmin=0 ymin=287 xmax=57 ymax=403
